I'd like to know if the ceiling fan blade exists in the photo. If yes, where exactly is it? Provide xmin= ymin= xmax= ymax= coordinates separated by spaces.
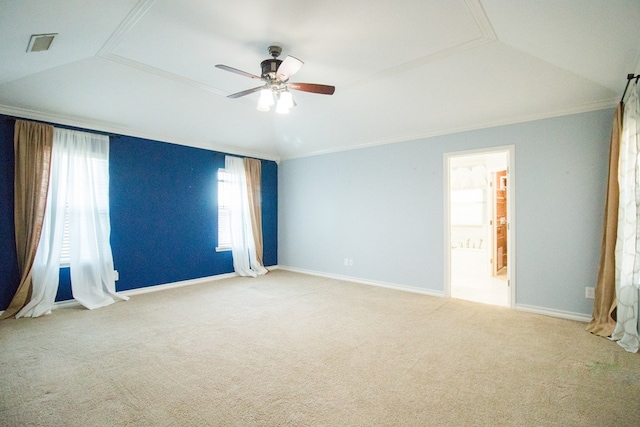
xmin=288 ymin=83 xmax=335 ymax=95
xmin=215 ymin=64 xmax=262 ymax=81
xmin=276 ymin=56 xmax=304 ymax=82
xmin=227 ymin=85 xmax=265 ymax=99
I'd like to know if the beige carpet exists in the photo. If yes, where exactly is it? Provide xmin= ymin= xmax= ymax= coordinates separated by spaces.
xmin=1 ymin=270 xmax=638 ymax=426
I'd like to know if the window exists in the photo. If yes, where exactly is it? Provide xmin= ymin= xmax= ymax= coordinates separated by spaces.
xmin=59 ymin=155 xmax=110 ymax=266
xmin=60 ymin=202 xmax=71 ymax=266
xmin=450 ymin=188 xmax=485 ymax=226
xmin=217 ymin=156 xmax=267 ymax=276
xmin=217 ymin=168 xmax=232 ymax=250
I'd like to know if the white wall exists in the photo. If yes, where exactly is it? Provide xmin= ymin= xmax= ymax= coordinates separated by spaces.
xmin=278 ymin=109 xmax=613 ymax=316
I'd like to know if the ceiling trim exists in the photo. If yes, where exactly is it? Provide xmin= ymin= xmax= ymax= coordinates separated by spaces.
xmin=279 ymin=97 xmax=617 ymax=161
xmin=347 ymin=35 xmax=493 ymax=88
xmin=342 ymin=0 xmax=497 ymax=89
xmin=98 ymin=53 xmax=229 ymax=97
xmin=97 ymin=0 xmax=158 ymax=56
xmin=96 ymin=0 xmax=498 ymax=100
xmin=97 ymin=0 xmax=232 ymax=98
xmin=465 ymin=0 xmax=497 ymax=40
xmin=0 ymin=104 xmax=280 ymax=162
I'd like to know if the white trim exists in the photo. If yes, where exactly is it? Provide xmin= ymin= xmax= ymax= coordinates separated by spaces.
xmin=120 ymin=272 xmax=238 ymax=297
xmin=3 ymin=268 xmax=592 ymax=323
xmin=443 ymin=155 xmax=452 ymax=299
xmin=465 ymin=0 xmax=497 ymax=40
xmin=277 ymin=265 xmax=444 ymax=298
xmin=99 ymin=53 xmax=229 ymax=98
xmin=0 ymin=104 xmax=280 ymax=162
xmin=40 ymin=272 xmax=240 ymax=312
xmin=507 ymin=147 xmax=517 ymax=308
xmin=96 ymin=0 xmax=247 ymax=105
xmin=342 ymin=0 xmax=495 ymax=89
xmin=279 ymin=100 xmax=615 ymax=161
xmin=515 ymin=304 xmax=592 ymax=323
xmin=443 ymin=145 xmax=516 ymax=308
xmin=278 ymin=266 xmax=593 ymax=323
xmin=0 ymin=0 xmax=616 ymax=163
xmin=97 ymin=0 xmax=158 ymax=56
xmin=97 ymin=0 xmax=494 ymax=112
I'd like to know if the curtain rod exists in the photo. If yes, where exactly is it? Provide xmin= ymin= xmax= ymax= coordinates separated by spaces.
xmin=621 ymin=73 xmax=640 ymax=103
xmin=3 ymin=116 xmax=121 ymax=139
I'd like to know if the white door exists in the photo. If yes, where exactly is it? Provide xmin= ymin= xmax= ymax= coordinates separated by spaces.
xmin=444 ymin=147 xmax=515 ymax=307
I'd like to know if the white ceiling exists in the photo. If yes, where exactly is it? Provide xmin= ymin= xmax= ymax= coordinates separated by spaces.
xmin=1 ymin=0 xmax=639 ymax=161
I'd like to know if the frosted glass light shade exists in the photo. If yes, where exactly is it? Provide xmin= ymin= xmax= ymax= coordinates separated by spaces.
xmin=279 ymin=91 xmax=294 ymax=109
xmin=275 ymin=100 xmax=289 ymax=114
xmin=257 ymin=89 xmax=274 ymax=111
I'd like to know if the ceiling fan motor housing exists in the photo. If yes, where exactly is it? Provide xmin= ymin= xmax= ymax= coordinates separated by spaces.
xmin=260 ymin=58 xmax=282 ymax=80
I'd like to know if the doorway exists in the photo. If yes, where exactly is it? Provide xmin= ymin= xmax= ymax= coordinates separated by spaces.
xmin=444 ymin=147 xmax=514 ymax=307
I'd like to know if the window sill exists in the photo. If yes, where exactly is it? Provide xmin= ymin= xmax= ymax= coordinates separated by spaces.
xmin=216 ymin=246 xmax=231 ymax=252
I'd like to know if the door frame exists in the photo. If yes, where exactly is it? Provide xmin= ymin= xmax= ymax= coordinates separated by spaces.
xmin=443 ymin=145 xmax=516 ymax=308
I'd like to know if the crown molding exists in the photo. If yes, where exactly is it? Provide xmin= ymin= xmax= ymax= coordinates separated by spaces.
xmin=0 ymin=104 xmax=280 ymax=162
xmin=279 ymin=98 xmax=617 ymax=161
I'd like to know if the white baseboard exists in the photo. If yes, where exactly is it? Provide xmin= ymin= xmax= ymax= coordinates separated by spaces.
xmin=515 ymin=304 xmax=592 ymax=323
xmin=278 ymin=266 xmax=593 ymax=323
xmin=121 ymin=272 xmax=238 ymax=297
xmin=46 ymin=272 xmax=239 ymax=311
xmin=277 ymin=265 xmax=445 ymax=298
xmin=4 ymin=268 xmax=592 ymax=324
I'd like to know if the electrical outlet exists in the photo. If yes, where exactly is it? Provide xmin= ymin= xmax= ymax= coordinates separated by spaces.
xmin=585 ymin=287 xmax=595 ymax=299
xmin=349 ymin=259 xmax=353 ymax=266
xmin=344 ymin=258 xmax=349 ymax=266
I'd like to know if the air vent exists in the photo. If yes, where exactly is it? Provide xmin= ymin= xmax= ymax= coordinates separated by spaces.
xmin=26 ymin=33 xmax=57 ymax=52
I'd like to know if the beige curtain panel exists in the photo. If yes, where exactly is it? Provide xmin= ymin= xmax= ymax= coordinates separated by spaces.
xmin=1 ymin=120 xmax=54 ymax=320
xmin=586 ymin=104 xmax=623 ymax=336
xmin=244 ymin=158 xmax=264 ymax=267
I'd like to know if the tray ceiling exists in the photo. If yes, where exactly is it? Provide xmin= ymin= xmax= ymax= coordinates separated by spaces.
xmin=0 ymin=0 xmax=638 ymax=160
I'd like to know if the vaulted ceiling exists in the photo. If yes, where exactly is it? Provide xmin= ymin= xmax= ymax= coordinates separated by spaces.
xmin=1 ymin=0 xmax=639 ymax=160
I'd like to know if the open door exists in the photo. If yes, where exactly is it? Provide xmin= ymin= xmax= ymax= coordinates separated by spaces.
xmin=445 ymin=147 xmax=514 ymax=308
xmin=492 ymin=170 xmax=507 ymax=275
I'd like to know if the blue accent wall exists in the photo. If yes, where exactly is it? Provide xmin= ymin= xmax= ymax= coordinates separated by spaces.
xmin=0 ymin=118 xmax=20 ymax=308
xmin=261 ymin=160 xmax=278 ymax=267
xmin=0 ymin=115 xmax=277 ymax=311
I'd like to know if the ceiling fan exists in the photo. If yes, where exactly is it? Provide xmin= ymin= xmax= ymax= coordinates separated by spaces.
xmin=215 ymin=45 xmax=335 ymax=114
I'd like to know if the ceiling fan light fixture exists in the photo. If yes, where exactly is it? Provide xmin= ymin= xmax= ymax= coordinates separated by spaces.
xmin=275 ymin=91 xmax=294 ymax=114
xmin=257 ymin=88 xmax=274 ymax=112
xmin=275 ymin=101 xmax=290 ymax=115
xmin=217 ymin=45 xmax=335 ymax=112
xmin=279 ymin=91 xmax=294 ymax=109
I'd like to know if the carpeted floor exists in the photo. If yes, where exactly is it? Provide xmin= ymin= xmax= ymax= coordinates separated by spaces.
xmin=1 ymin=270 xmax=638 ymax=426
